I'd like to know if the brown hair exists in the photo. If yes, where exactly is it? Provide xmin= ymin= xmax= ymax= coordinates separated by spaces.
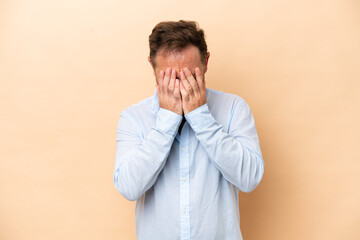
xmin=149 ymin=20 xmax=208 ymax=68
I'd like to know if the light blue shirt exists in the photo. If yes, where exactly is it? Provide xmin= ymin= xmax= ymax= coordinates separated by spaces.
xmin=113 ymin=87 xmax=264 ymax=240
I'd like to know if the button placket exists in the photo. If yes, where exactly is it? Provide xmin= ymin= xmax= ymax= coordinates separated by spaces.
xmin=179 ymin=124 xmax=190 ymax=240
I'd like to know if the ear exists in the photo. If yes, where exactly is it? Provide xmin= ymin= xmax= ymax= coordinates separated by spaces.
xmin=148 ymin=56 xmax=155 ymax=75
xmin=204 ymin=52 xmax=210 ymax=73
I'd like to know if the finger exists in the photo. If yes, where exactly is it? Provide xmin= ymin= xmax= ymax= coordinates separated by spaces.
xmin=183 ymin=68 xmax=199 ymax=92
xmin=174 ymin=79 xmax=180 ymax=97
xmin=179 ymin=80 xmax=189 ymax=100
xmin=168 ymin=69 xmax=176 ymax=92
xmin=195 ymin=67 xmax=204 ymax=89
xmin=180 ymin=71 xmax=193 ymax=95
xmin=158 ymin=70 xmax=165 ymax=87
xmin=163 ymin=67 xmax=171 ymax=88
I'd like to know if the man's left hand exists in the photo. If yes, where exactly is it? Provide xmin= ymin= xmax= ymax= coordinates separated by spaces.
xmin=179 ymin=67 xmax=207 ymax=114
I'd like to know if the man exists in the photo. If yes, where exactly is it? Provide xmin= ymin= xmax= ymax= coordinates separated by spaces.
xmin=113 ymin=20 xmax=264 ymax=240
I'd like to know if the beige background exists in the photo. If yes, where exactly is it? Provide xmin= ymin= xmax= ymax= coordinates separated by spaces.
xmin=1 ymin=0 xmax=359 ymax=239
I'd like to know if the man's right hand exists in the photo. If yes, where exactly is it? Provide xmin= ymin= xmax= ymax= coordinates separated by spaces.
xmin=157 ymin=67 xmax=183 ymax=116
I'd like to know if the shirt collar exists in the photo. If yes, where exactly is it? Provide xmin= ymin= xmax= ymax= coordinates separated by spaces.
xmin=152 ymin=87 xmax=209 ymax=115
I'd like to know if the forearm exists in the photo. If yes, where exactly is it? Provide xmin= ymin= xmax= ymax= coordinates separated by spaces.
xmin=113 ymin=108 xmax=182 ymax=201
xmin=185 ymin=103 xmax=264 ymax=193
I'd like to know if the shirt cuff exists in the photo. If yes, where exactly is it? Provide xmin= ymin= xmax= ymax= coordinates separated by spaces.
xmin=155 ymin=108 xmax=183 ymax=137
xmin=184 ymin=103 xmax=216 ymax=132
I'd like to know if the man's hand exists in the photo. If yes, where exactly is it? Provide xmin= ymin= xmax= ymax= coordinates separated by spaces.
xmin=157 ymin=67 xmax=183 ymax=116
xmin=179 ymin=67 xmax=207 ymax=115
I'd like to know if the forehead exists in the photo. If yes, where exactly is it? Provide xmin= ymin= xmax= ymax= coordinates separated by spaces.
xmin=154 ymin=45 xmax=202 ymax=70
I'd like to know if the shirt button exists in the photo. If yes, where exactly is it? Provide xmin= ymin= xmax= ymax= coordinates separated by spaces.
xmin=183 ymin=209 xmax=186 ymax=213
xmin=183 ymin=177 xmax=187 ymax=182
xmin=181 ymin=147 xmax=185 ymax=151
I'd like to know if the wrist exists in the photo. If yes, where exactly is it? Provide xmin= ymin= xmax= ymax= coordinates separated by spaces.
xmin=155 ymin=107 xmax=183 ymax=136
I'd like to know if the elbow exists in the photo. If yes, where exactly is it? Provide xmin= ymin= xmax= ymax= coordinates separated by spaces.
xmin=239 ymin=182 xmax=259 ymax=193
xmin=239 ymin=157 xmax=264 ymax=193
xmin=122 ymin=193 xmax=140 ymax=202
xmin=113 ymin=168 xmax=141 ymax=201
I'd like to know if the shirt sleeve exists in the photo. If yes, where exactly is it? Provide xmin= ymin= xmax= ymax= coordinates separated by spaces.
xmin=184 ymin=101 xmax=264 ymax=193
xmin=113 ymin=107 xmax=183 ymax=201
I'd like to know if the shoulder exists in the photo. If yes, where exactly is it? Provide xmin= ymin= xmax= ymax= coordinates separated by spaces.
xmin=206 ymin=87 xmax=248 ymax=112
xmin=207 ymin=88 xmax=245 ymax=102
xmin=119 ymin=95 xmax=153 ymax=119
